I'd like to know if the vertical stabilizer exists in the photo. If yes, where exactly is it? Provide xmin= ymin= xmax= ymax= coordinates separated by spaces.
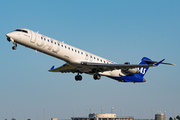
xmin=138 ymin=57 xmax=152 ymax=77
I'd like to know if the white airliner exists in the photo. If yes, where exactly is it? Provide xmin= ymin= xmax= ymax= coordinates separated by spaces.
xmin=6 ymin=28 xmax=174 ymax=83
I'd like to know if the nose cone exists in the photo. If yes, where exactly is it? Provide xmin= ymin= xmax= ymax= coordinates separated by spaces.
xmin=143 ymin=78 xmax=146 ymax=82
xmin=6 ymin=32 xmax=19 ymax=41
xmin=6 ymin=32 xmax=14 ymax=38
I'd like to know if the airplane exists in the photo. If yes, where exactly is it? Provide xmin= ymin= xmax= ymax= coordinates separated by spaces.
xmin=6 ymin=28 xmax=175 ymax=83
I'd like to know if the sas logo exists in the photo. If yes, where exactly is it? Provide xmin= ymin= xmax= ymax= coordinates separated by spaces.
xmin=138 ymin=67 xmax=146 ymax=74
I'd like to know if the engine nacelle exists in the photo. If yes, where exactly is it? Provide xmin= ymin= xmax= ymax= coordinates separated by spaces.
xmin=122 ymin=68 xmax=139 ymax=75
xmin=121 ymin=62 xmax=139 ymax=76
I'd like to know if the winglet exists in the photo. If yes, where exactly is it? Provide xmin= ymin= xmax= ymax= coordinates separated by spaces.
xmin=49 ymin=66 xmax=55 ymax=71
xmin=154 ymin=59 xmax=165 ymax=66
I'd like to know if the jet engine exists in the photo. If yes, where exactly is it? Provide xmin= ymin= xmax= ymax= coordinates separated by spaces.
xmin=121 ymin=62 xmax=139 ymax=76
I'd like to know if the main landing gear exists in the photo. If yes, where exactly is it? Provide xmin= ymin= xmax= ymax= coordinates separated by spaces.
xmin=74 ymin=73 xmax=101 ymax=81
xmin=75 ymin=73 xmax=82 ymax=81
xmin=93 ymin=74 xmax=101 ymax=80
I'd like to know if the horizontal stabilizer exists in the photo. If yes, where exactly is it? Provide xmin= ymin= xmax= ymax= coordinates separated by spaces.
xmin=154 ymin=59 xmax=165 ymax=66
xmin=144 ymin=60 xmax=175 ymax=66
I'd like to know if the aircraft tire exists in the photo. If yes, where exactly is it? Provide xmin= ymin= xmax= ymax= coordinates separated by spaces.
xmin=75 ymin=75 xmax=82 ymax=81
xmin=93 ymin=74 xmax=101 ymax=80
xmin=12 ymin=46 xmax=16 ymax=50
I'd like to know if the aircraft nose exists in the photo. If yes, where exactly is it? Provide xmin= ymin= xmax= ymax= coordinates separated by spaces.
xmin=143 ymin=78 xmax=146 ymax=82
xmin=6 ymin=32 xmax=13 ymax=38
xmin=6 ymin=32 xmax=18 ymax=42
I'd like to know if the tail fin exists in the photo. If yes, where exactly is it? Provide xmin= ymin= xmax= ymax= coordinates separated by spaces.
xmin=138 ymin=57 xmax=152 ymax=77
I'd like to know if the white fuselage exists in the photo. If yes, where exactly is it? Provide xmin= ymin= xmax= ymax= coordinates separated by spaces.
xmin=6 ymin=29 xmax=125 ymax=78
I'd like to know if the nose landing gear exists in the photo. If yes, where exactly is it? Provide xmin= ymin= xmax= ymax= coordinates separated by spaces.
xmin=12 ymin=45 xmax=17 ymax=50
xmin=12 ymin=42 xmax=17 ymax=50
xmin=8 ymin=37 xmax=17 ymax=50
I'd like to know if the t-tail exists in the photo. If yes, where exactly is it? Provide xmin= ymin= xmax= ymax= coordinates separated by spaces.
xmin=138 ymin=57 xmax=152 ymax=77
xmin=137 ymin=57 xmax=173 ymax=77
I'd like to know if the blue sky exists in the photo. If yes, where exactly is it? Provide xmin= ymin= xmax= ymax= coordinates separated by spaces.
xmin=0 ymin=1 xmax=180 ymax=120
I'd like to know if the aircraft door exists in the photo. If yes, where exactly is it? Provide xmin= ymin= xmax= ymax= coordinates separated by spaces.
xmin=52 ymin=41 xmax=60 ymax=53
xmin=30 ymin=31 xmax=36 ymax=43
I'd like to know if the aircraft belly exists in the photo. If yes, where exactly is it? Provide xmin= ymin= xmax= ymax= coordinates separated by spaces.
xmin=98 ymin=69 xmax=120 ymax=77
xmin=109 ymin=70 xmax=121 ymax=76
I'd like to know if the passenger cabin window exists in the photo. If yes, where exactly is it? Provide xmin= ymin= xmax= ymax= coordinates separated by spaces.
xmin=61 ymin=45 xmax=63 ymax=47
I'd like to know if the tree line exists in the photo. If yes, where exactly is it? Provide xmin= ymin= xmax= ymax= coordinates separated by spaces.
xmin=169 ymin=115 xmax=180 ymax=120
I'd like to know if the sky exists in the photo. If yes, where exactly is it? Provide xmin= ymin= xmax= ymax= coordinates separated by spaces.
xmin=0 ymin=0 xmax=180 ymax=120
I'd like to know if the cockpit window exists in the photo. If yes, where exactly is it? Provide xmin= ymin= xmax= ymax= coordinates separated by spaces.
xmin=15 ymin=29 xmax=21 ymax=32
xmin=22 ymin=30 xmax=28 ymax=33
xmin=15 ymin=29 xmax=28 ymax=33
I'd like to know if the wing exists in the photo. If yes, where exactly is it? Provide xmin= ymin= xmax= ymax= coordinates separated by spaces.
xmin=81 ymin=59 xmax=168 ymax=72
xmin=49 ymin=63 xmax=79 ymax=73
xmin=49 ymin=59 xmax=174 ymax=73
xmin=80 ymin=62 xmax=155 ymax=72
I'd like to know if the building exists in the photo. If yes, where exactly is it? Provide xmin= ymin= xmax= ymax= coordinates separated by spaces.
xmin=51 ymin=118 xmax=58 ymax=120
xmin=71 ymin=113 xmax=134 ymax=120
xmin=155 ymin=113 xmax=166 ymax=120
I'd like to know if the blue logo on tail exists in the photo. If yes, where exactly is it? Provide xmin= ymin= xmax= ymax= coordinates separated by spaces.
xmin=138 ymin=57 xmax=152 ymax=77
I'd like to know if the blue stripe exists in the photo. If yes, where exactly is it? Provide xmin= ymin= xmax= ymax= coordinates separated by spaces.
xmin=107 ymin=74 xmax=144 ymax=82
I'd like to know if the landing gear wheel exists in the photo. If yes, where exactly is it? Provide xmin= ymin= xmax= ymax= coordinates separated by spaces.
xmin=75 ymin=75 xmax=82 ymax=81
xmin=93 ymin=74 xmax=101 ymax=80
xmin=12 ymin=46 xmax=16 ymax=50
xmin=12 ymin=41 xmax=17 ymax=50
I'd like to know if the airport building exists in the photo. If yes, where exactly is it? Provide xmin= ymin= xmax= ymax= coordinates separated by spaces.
xmin=155 ymin=113 xmax=166 ymax=120
xmin=70 ymin=113 xmax=166 ymax=120
xmin=71 ymin=113 xmax=134 ymax=120
xmin=51 ymin=118 xmax=58 ymax=120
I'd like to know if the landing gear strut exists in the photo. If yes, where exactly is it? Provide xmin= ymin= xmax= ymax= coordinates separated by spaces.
xmin=75 ymin=73 xmax=82 ymax=81
xmin=8 ymin=37 xmax=17 ymax=50
xmin=12 ymin=41 xmax=17 ymax=50
xmin=93 ymin=74 xmax=101 ymax=80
